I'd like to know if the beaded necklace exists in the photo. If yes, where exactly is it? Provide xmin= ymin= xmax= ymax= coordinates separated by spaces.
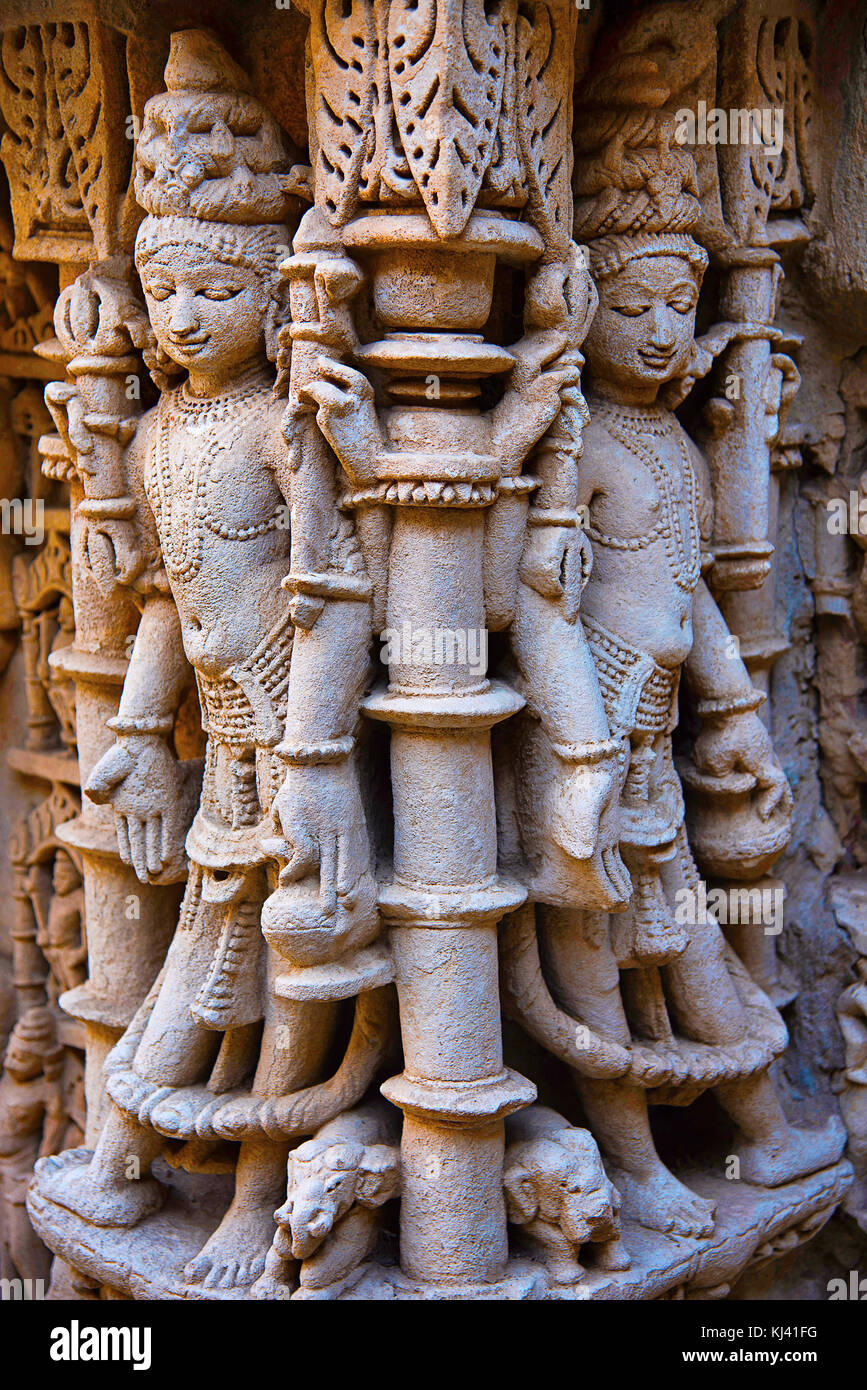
xmin=589 ymin=399 xmax=701 ymax=593
xmin=149 ymin=365 xmax=281 ymax=581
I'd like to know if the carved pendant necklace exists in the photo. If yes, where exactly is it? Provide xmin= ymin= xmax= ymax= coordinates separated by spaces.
xmin=150 ymin=365 xmax=274 ymax=582
xmin=593 ymin=401 xmax=701 ymax=593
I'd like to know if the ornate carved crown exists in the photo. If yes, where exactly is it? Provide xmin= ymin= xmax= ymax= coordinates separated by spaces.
xmin=134 ymin=28 xmax=295 ymax=225
xmin=573 ymin=112 xmax=708 ymax=281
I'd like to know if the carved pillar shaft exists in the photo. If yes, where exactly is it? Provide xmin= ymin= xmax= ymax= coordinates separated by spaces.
xmin=708 ymin=252 xmax=781 ymax=592
xmin=295 ymin=0 xmax=578 ymax=1287
xmin=365 ymin=396 xmax=532 ymax=1287
xmin=38 ymin=339 xmax=177 ymax=1142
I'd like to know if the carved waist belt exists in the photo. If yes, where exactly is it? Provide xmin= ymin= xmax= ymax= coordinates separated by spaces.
xmin=583 ymin=615 xmax=679 ymax=737
xmin=197 ymin=609 xmax=293 ymax=750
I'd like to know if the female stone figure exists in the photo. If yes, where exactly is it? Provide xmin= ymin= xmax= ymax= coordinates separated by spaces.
xmin=0 ymin=1008 xmax=65 ymax=1282
xmin=38 ymin=31 xmax=380 ymax=1291
xmin=510 ymin=115 xmax=846 ymax=1238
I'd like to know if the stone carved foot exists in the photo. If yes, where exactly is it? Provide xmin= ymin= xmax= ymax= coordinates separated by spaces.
xmin=35 ymin=1149 xmax=164 ymax=1228
xmin=148 ymin=1085 xmax=217 ymax=1140
xmin=183 ymin=1196 xmax=278 ymax=1290
xmin=734 ymin=1115 xmax=847 ymax=1188
xmin=611 ymin=1162 xmax=716 ymax=1238
xmin=105 ymin=1068 xmax=164 ymax=1119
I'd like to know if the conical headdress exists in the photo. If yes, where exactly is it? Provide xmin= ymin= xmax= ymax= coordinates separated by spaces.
xmin=135 ymin=28 xmax=294 ymax=225
xmin=573 ymin=112 xmax=708 ymax=282
xmin=133 ymin=29 xmax=297 ymax=278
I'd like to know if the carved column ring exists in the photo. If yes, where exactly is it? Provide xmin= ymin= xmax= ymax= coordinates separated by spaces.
xmin=341 ymin=211 xmax=544 ymax=263
xmin=65 ymin=355 xmax=140 ymax=378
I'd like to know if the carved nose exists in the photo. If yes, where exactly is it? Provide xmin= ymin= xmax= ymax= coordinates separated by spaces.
xmin=649 ymin=305 xmax=674 ymax=349
xmin=169 ymin=299 xmax=200 ymax=334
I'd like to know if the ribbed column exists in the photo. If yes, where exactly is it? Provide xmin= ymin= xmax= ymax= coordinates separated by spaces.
xmin=365 ymin=419 xmax=533 ymax=1287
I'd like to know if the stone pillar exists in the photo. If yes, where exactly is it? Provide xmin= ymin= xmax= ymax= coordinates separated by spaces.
xmin=366 ymin=480 xmax=533 ymax=1286
xmin=37 ymin=282 xmax=178 ymax=1141
xmin=296 ymin=0 xmax=579 ymax=1289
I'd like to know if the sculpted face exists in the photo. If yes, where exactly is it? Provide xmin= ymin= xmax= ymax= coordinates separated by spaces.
xmin=137 ymin=243 xmax=270 ymax=382
xmin=52 ymin=851 xmax=79 ymax=894
xmin=4 ymin=1039 xmax=41 ymax=1083
xmin=584 ymin=254 xmax=699 ymax=401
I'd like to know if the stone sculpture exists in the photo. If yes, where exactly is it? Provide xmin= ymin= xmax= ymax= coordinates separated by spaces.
xmin=28 ymin=30 xmax=391 ymax=1293
xmin=0 ymin=0 xmax=857 ymax=1302
xmin=254 ymin=1101 xmax=400 ymax=1298
xmin=0 ymin=1008 xmax=65 ymax=1282
xmin=503 ymin=1105 xmax=629 ymax=1285
xmin=502 ymin=108 xmax=844 ymax=1239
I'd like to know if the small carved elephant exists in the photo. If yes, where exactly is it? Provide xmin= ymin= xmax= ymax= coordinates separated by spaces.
xmin=503 ymin=1106 xmax=630 ymax=1285
xmin=253 ymin=1102 xmax=400 ymax=1299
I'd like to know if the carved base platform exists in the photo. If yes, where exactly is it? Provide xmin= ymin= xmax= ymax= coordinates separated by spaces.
xmin=27 ymin=1151 xmax=852 ymax=1301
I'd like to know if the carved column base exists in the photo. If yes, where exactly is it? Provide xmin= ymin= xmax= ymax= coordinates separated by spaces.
xmin=27 ymin=1148 xmax=853 ymax=1301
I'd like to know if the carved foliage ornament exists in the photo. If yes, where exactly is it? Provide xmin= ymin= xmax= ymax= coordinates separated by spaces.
xmin=0 ymin=22 xmax=134 ymax=261
xmin=305 ymin=0 xmax=575 ymax=240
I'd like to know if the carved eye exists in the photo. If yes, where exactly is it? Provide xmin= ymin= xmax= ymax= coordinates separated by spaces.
xmin=201 ymin=286 xmax=240 ymax=301
xmin=147 ymin=285 xmax=174 ymax=301
xmin=612 ymin=304 xmax=648 ymax=318
xmin=669 ymin=298 xmax=695 ymax=315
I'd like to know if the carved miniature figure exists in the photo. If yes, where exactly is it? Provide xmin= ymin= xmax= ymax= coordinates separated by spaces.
xmin=28 ymin=850 xmax=86 ymax=997
xmin=253 ymin=1102 xmax=400 ymax=1299
xmin=834 ymin=885 xmax=867 ymax=1232
xmin=0 ymin=1008 xmax=65 ymax=1281
xmin=503 ymin=1105 xmax=629 ymax=1286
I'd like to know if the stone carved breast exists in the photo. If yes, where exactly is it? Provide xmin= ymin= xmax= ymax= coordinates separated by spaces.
xmin=585 ymin=411 xmax=700 ymax=595
xmin=144 ymin=386 xmax=287 ymax=581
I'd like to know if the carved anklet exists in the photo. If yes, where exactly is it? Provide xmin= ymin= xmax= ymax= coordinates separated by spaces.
xmin=107 ymin=713 xmax=175 ymax=736
xmin=550 ymin=736 xmax=625 ymax=765
xmin=276 ymin=734 xmax=355 ymax=765
xmin=696 ymin=689 xmax=765 ymax=719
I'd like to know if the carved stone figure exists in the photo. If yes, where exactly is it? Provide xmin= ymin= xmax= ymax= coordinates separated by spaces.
xmin=254 ymin=1101 xmax=400 ymax=1299
xmin=31 ymin=30 xmax=387 ymax=1292
xmin=0 ymin=1008 xmax=65 ymax=1281
xmin=0 ymin=0 xmax=860 ymax=1304
xmin=503 ymin=1106 xmax=629 ymax=1286
xmin=22 ymin=850 xmax=84 ymax=1000
xmin=516 ymin=110 xmax=844 ymax=1234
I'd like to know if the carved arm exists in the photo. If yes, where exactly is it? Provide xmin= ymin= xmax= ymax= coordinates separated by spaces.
xmin=684 ymin=578 xmax=792 ymax=822
xmin=85 ymin=596 xmax=201 ymax=884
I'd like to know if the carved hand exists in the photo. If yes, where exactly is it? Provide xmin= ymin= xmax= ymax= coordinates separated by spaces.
xmin=311 ymin=257 xmax=363 ymax=358
xmin=85 ymin=734 xmax=199 ymax=883
xmin=265 ymin=757 xmax=379 ymax=961
xmin=44 ymin=381 xmax=142 ymax=592
xmin=492 ymin=354 xmax=582 ymax=476
xmin=519 ymin=524 xmax=592 ymax=623
xmin=271 ymin=760 xmax=368 ymax=902
xmin=295 ymin=356 xmax=382 ymax=487
xmin=549 ymin=752 xmax=632 ymax=910
xmin=694 ymin=711 xmax=793 ymax=821
xmin=53 ymin=257 xmax=150 ymax=361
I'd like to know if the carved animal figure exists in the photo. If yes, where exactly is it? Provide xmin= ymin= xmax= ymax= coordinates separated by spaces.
xmin=504 ymin=1107 xmax=629 ymax=1285
xmin=254 ymin=1103 xmax=400 ymax=1298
